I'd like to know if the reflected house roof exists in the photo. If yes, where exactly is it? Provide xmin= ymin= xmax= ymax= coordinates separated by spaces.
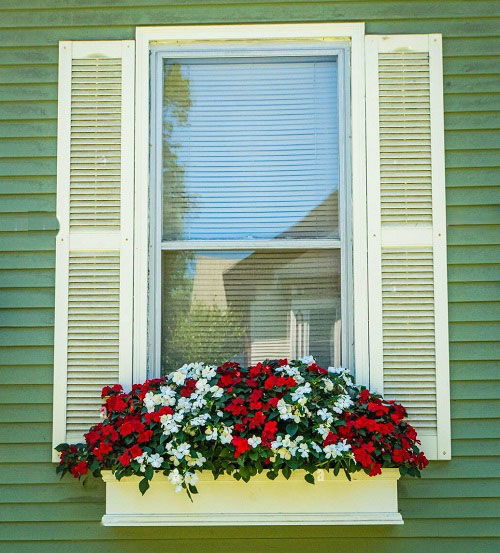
xmin=222 ymin=190 xmax=340 ymax=303
xmin=187 ymin=191 xmax=340 ymax=309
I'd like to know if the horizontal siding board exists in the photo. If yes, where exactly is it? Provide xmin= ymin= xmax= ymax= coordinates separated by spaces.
xmin=0 ymin=540 xmax=498 ymax=553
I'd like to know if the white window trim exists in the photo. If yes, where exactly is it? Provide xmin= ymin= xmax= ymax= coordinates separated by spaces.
xmin=134 ymin=23 xmax=368 ymax=385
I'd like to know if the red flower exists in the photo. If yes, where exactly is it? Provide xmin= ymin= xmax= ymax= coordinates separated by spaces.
xmin=367 ymin=402 xmax=389 ymax=417
xmin=353 ymin=416 xmax=380 ymax=433
xmin=392 ymin=449 xmax=406 ymax=463
xmin=93 ymin=442 xmax=113 ymax=460
xmin=358 ymin=389 xmax=370 ymax=403
xmin=119 ymin=417 xmax=145 ymax=437
xmin=353 ymin=447 xmax=373 ymax=468
xmin=368 ymin=463 xmax=382 ymax=476
xmin=376 ymin=422 xmax=395 ymax=436
xmin=307 ymin=363 xmax=328 ymax=376
xmin=264 ymin=397 xmax=279 ymax=410
xmin=262 ymin=420 xmax=278 ymax=442
xmin=70 ymin=461 xmax=88 ymax=478
xmin=84 ymin=430 xmax=101 ymax=445
xmin=323 ymin=432 xmax=339 ymax=446
xmin=249 ymin=411 xmax=266 ymax=429
xmin=231 ymin=436 xmax=251 ymax=458
xmin=416 ymin=452 xmax=429 ymax=469
xmin=224 ymin=398 xmax=248 ymax=417
xmin=234 ymin=423 xmax=247 ymax=433
xmin=144 ymin=406 xmax=174 ymax=424
xmin=118 ymin=452 xmax=131 ymax=466
xmin=106 ymin=395 xmax=128 ymax=413
xmin=137 ymin=429 xmax=153 ymax=443
xmin=101 ymin=425 xmax=119 ymax=442
xmin=129 ymin=444 xmax=143 ymax=459
xmin=101 ymin=384 xmax=123 ymax=398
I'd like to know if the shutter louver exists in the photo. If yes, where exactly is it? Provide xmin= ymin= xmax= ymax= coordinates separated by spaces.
xmin=52 ymin=41 xmax=134 ymax=453
xmin=366 ymin=35 xmax=451 ymax=460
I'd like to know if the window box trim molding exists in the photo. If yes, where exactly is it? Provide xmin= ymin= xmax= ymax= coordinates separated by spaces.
xmin=133 ymin=22 xmax=368 ymax=385
xmin=100 ymin=468 xmax=403 ymax=526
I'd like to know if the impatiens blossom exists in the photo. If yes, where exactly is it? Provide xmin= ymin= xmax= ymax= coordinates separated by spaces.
xmin=56 ymin=358 xmax=428 ymax=497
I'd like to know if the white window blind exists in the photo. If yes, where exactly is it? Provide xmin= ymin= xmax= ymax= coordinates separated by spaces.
xmin=161 ymin=57 xmax=340 ymax=241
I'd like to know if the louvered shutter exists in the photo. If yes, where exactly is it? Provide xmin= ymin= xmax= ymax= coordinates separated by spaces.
xmin=365 ymin=35 xmax=451 ymax=460
xmin=52 ymin=41 xmax=135 ymax=454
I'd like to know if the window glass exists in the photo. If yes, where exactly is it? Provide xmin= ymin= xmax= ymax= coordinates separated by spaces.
xmin=161 ymin=250 xmax=341 ymax=370
xmin=162 ymin=58 xmax=339 ymax=241
xmin=158 ymin=54 xmax=344 ymax=374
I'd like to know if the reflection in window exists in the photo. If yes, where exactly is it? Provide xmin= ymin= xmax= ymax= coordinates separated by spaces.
xmin=161 ymin=250 xmax=341 ymax=371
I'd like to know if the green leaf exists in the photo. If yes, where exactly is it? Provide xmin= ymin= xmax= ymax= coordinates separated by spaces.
xmin=54 ymin=443 xmax=69 ymax=452
xmin=285 ymin=422 xmax=298 ymax=437
xmin=139 ymin=478 xmax=150 ymax=496
xmin=266 ymin=471 xmax=278 ymax=480
xmin=304 ymin=473 xmax=315 ymax=485
xmin=188 ymin=484 xmax=198 ymax=494
xmin=145 ymin=465 xmax=154 ymax=481
xmin=282 ymin=465 xmax=292 ymax=480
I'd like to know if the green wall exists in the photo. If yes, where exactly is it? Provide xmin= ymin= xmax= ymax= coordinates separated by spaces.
xmin=0 ymin=1 xmax=499 ymax=551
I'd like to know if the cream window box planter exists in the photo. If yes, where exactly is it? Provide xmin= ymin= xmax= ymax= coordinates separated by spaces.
xmin=101 ymin=469 xmax=403 ymax=526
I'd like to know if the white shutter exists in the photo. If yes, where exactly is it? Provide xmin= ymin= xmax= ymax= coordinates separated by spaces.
xmin=365 ymin=35 xmax=450 ymax=460
xmin=52 ymin=41 xmax=135 ymax=454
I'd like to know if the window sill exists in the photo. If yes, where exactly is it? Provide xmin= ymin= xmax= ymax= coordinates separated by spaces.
xmin=101 ymin=469 xmax=403 ymax=526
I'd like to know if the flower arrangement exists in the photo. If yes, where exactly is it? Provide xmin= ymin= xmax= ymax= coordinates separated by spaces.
xmin=56 ymin=358 xmax=428 ymax=498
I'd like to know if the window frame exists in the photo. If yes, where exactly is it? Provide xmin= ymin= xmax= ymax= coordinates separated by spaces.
xmin=148 ymin=44 xmax=352 ymax=377
xmin=134 ymin=23 xmax=368 ymax=386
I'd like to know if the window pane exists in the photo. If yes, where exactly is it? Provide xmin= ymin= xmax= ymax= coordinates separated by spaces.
xmin=161 ymin=58 xmax=340 ymax=241
xmin=161 ymin=250 xmax=341 ymax=373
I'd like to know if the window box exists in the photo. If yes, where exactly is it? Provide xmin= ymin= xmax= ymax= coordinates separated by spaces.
xmin=101 ymin=469 xmax=402 ymax=526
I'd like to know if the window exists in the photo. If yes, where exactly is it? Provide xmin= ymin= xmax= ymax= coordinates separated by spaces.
xmin=149 ymin=48 xmax=351 ymax=375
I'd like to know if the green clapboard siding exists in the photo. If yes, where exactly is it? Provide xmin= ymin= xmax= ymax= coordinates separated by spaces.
xmin=0 ymin=1 xmax=499 ymax=551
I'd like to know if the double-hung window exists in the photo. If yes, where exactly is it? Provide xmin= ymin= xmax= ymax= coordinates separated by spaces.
xmin=150 ymin=46 xmax=351 ymax=375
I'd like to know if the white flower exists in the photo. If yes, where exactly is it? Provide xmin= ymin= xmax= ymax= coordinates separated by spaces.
xmin=300 ymin=355 xmax=315 ymax=364
xmin=298 ymin=442 xmax=310 ymax=458
xmin=187 ymin=452 xmax=206 ymax=467
xmin=144 ymin=391 xmax=163 ymax=413
xmin=167 ymin=468 xmax=183 ymax=492
xmin=174 ymin=442 xmax=191 ymax=460
xmin=290 ymin=382 xmax=312 ymax=402
xmin=190 ymin=413 xmax=211 ymax=426
xmin=316 ymin=424 xmax=330 ymax=439
xmin=210 ymin=385 xmax=224 ymax=398
xmin=147 ymin=453 xmax=164 ymax=468
xmin=311 ymin=441 xmax=323 ymax=453
xmin=317 ymin=408 xmax=332 ymax=422
xmin=219 ymin=426 xmax=233 ymax=444
xmin=205 ymin=427 xmax=218 ymax=441
xmin=202 ymin=365 xmax=217 ymax=379
xmin=332 ymin=394 xmax=354 ymax=414
xmin=324 ymin=444 xmax=341 ymax=459
xmin=170 ymin=370 xmax=186 ymax=386
xmin=247 ymin=435 xmax=262 ymax=448
xmin=159 ymin=385 xmax=177 ymax=406
xmin=184 ymin=472 xmax=199 ymax=487
xmin=322 ymin=378 xmax=335 ymax=392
